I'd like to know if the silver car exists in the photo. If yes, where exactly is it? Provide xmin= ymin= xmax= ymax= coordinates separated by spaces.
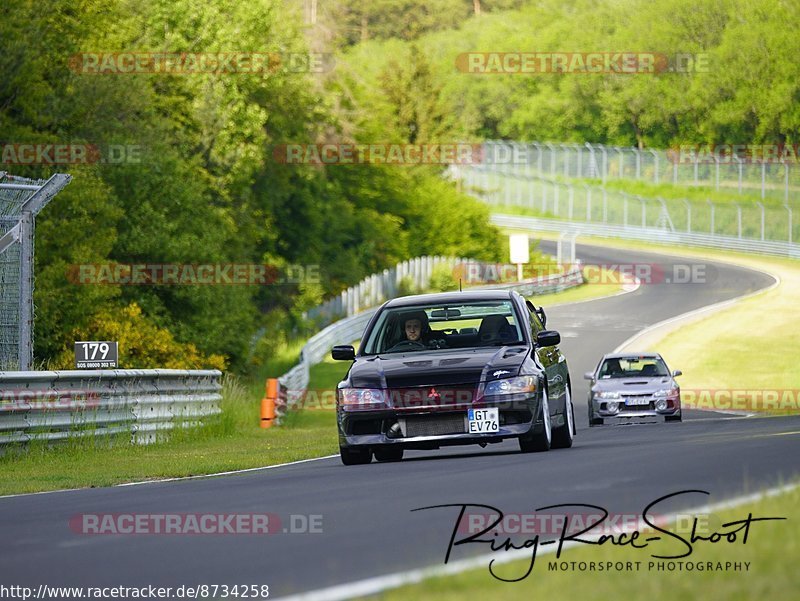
xmin=584 ymin=353 xmax=682 ymax=425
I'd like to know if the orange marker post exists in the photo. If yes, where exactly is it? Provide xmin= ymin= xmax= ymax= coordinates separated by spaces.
xmin=261 ymin=378 xmax=278 ymax=428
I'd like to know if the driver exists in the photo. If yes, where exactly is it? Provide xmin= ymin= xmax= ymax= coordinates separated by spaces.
xmin=401 ymin=310 xmax=431 ymax=344
xmin=404 ymin=317 xmax=424 ymax=342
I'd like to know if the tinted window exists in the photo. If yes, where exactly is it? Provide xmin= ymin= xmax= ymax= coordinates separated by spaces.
xmin=362 ymin=300 xmax=524 ymax=354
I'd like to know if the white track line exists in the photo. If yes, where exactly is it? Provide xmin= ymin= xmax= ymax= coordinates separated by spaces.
xmin=277 ymin=481 xmax=799 ymax=601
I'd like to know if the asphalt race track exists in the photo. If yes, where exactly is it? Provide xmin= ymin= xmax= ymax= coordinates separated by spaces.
xmin=2 ymin=242 xmax=797 ymax=598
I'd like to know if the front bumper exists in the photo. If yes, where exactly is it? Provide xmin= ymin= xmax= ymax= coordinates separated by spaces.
xmin=337 ymin=396 xmax=542 ymax=450
xmin=590 ymin=396 xmax=681 ymax=419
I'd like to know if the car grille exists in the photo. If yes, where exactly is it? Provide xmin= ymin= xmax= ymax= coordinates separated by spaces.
xmin=389 ymin=385 xmax=478 ymax=408
xmin=402 ymin=413 xmax=466 ymax=437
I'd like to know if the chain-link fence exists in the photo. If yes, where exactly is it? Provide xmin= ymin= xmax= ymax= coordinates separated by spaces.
xmin=481 ymin=141 xmax=799 ymax=204
xmin=451 ymin=165 xmax=798 ymax=254
xmin=0 ymin=172 xmax=72 ymax=370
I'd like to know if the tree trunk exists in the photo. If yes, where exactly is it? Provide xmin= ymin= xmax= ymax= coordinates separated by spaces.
xmin=473 ymin=0 xmax=482 ymax=16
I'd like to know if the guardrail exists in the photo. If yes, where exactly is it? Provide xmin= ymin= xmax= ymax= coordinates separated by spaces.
xmin=306 ymin=255 xmax=471 ymax=328
xmin=274 ymin=265 xmax=584 ymax=420
xmin=0 ymin=369 xmax=222 ymax=445
xmin=489 ymin=214 xmax=800 ymax=259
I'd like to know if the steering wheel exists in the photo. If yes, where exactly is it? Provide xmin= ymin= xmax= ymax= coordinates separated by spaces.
xmin=387 ymin=340 xmax=427 ymax=352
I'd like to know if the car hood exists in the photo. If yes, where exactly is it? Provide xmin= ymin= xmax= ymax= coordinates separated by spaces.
xmin=592 ymin=376 xmax=676 ymax=394
xmin=348 ymin=347 xmax=529 ymax=388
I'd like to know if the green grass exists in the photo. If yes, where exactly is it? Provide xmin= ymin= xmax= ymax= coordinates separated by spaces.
xmin=360 ymin=484 xmax=800 ymax=600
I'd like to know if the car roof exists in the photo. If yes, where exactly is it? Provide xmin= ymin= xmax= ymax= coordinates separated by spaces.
xmin=601 ymin=352 xmax=663 ymax=360
xmin=384 ymin=289 xmax=515 ymax=308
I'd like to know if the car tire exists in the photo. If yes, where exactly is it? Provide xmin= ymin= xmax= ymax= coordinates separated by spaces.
xmin=340 ymin=446 xmax=372 ymax=465
xmin=589 ymin=417 xmax=604 ymax=426
xmin=519 ymin=389 xmax=551 ymax=453
xmin=551 ymin=386 xmax=574 ymax=449
xmin=665 ymin=414 xmax=682 ymax=422
xmin=374 ymin=447 xmax=404 ymax=462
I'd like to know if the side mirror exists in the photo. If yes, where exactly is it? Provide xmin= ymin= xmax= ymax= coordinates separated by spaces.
xmin=672 ymin=369 xmax=682 ymax=377
xmin=331 ymin=345 xmax=355 ymax=361
xmin=536 ymin=330 xmax=560 ymax=348
xmin=583 ymin=371 xmax=594 ymax=380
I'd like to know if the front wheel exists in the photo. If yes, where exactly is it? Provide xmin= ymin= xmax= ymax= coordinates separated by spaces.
xmin=665 ymin=414 xmax=682 ymax=423
xmin=519 ymin=389 xmax=551 ymax=453
xmin=340 ymin=446 xmax=372 ymax=465
xmin=551 ymin=386 xmax=574 ymax=449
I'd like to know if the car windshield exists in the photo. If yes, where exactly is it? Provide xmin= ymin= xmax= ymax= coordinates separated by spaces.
xmin=362 ymin=300 xmax=524 ymax=354
xmin=598 ymin=357 xmax=670 ymax=378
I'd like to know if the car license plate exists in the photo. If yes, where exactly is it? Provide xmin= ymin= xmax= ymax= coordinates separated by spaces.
xmin=468 ymin=408 xmax=499 ymax=433
xmin=624 ymin=397 xmax=651 ymax=406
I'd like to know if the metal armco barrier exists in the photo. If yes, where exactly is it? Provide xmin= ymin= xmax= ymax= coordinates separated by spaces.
xmin=0 ymin=369 xmax=222 ymax=445
xmin=489 ymin=214 xmax=800 ymax=259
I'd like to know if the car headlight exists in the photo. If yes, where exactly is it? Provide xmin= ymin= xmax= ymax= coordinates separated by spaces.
xmin=483 ymin=376 xmax=537 ymax=396
xmin=339 ymin=388 xmax=387 ymax=406
xmin=595 ymin=391 xmax=620 ymax=400
xmin=654 ymin=388 xmax=679 ymax=398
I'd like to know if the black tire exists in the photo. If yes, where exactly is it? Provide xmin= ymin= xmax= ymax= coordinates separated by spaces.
xmin=665 ymin=414 xmax=682 ymax=423
xmin=519 ymin=389 xmax=551 ymax=453
xmin=551 ymin=386 xmax=574 ymax=449
xmin=374 ymin=447 xmax=404 ymax=462
xmin=340 ymin=446 xmax=372 ymax=465
xmin=589 ymin=417 xmax=604 ymax=426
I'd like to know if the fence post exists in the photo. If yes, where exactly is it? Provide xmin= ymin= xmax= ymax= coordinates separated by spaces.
xmin=756 ymin=202 xmax=765 ymax=240
xmin=601 ymin=146 xmax=608 ymax=186
xmin=736 ymin=203 xmax=742 ymax=239
xmin=567 ymin=184 xmax=574 ymax=220
xmin=649 ymin=149 xmax=658 ymax=185
xmin=785 ymin=162 xmax=790 ymax=204
xmin=586 ymin=186 xmax=592 ymax=221
xmin=680 ymin=198 xmax=691 ymax=233
xmin=786 ymin=204 xmax=793 ymax=244
xmin=623 ymin=195 xmax=628 ymax=227
xmin=707 ymin=199 xmax=715 ymax=235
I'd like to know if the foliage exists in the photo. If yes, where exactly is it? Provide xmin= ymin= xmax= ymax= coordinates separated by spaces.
xmin=53 ymin=303 xmax=227 ymax=370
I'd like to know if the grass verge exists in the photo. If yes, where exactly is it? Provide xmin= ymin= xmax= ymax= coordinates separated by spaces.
xmin=359 ymin=483 xmax=800 ymax=600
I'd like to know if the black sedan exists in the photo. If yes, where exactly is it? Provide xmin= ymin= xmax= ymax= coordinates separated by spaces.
xmin=331 ymin=289 xmax=575 ymax=465
xmin=584 ymin=352 xmax=683 ymax=425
